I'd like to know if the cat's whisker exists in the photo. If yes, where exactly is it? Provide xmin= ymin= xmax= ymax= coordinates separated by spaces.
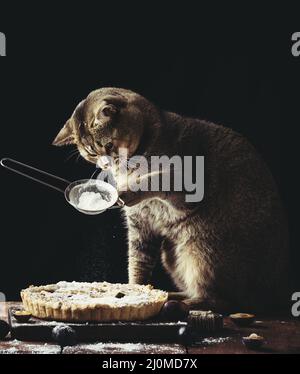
xmin=65 ymin=149 xmax=80 ymax=162
xmin=75 ymin=153 xmax=81 ymax=163
xmin=66 ymin=148 xmax=79 ymax=156
xmin=68 ymin=147 xmax=78 ymax=154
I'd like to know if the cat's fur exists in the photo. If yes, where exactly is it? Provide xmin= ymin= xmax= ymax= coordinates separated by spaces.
xmin=53 ymin=87 xmax=289 ymax=312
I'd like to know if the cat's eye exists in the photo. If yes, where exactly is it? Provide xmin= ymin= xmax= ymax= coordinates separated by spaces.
xmin=105 ymin=142 xmax=114 ymax=152
xmin=102 ymin=105 xmax=117 ymax=117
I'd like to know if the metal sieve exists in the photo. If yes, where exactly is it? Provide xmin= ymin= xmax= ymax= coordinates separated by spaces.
xmin=0 ymin=158 xmax=124 ymax=215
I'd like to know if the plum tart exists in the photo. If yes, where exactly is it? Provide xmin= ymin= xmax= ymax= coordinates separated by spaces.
xmin=21 ymin=281 xmax=168 ymax=322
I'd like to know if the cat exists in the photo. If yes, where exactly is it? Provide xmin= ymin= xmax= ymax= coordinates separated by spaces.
xmin=53 ymin=87 xmax=290 ymax=313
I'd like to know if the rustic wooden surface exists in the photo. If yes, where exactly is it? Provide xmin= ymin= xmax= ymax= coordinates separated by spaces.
xmin=1 ymin=302 xmax=300 ymax=354
xmin=8 ymin=307 xmax=187 ymax=343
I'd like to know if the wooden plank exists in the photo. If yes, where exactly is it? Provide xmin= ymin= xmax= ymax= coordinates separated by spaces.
xmin=63 ymin=342 xmax=186 ymax=354
xmin=8 ymin=307 xmax=187 ymax=343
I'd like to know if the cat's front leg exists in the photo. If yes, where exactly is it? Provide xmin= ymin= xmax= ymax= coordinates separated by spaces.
xmin=115 ymin=166 xmax=167 ymax=207
xmin=127 ymin=227 xmax=161 ymax=284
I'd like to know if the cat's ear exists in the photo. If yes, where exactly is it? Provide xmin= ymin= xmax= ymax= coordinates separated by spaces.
xmin=98 ymin=95 xmax=128 ymax=119
xmin=52 ymin=119 xmax=75 ymax=146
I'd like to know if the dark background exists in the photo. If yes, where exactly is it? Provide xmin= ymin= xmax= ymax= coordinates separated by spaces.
xmin=0 ymin=5 xmax=299 ymax=300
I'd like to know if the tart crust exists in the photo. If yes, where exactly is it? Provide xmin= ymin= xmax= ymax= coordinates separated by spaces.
xmin=21 ymin=281 xmax=168 ymax=322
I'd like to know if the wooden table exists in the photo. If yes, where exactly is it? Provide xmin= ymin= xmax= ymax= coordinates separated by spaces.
xmin=1 ymin=302 xmax=300 ymax=354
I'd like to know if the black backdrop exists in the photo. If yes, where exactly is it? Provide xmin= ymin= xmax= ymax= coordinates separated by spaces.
xmin=0 ymin=5 xmax=299 ymax=300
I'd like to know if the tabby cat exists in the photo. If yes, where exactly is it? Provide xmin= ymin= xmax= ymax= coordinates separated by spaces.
xmin=53 ymin=87 xmax=289 ymax=312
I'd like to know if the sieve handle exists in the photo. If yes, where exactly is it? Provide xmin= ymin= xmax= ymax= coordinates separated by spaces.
xmin=108 ymin=197 xmax=125 ymax=209
xmin=0 ymin=158 xmax=70 ymax=194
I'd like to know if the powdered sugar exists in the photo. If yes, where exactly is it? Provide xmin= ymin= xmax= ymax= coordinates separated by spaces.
xmin=77 ymin=191 xmax=110 ymax=211
xmin=63 ymin=342 xmax=185 ymax=354
xmin=200 ymin=337 xmax=231 ymax=345
xmin=0 ymin=339 xmax=60 ymax=354
xmin=0 ymin=340 xmax=185 ymax=354
xmin=61 ymin=293 xmax=154 ymax=307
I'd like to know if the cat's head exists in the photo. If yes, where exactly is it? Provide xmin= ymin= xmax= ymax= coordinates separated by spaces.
xmin=53 ymin=88 xmax=149 ymax=166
